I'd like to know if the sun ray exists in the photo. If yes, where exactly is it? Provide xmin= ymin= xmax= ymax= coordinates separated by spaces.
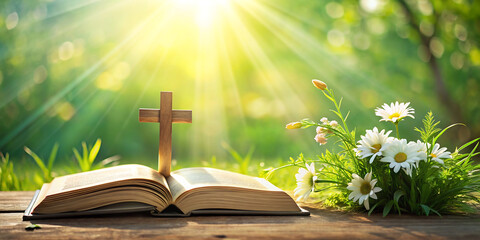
xmin=243 ymin=0 xmax=397 ymax=101
xmin=30 ymin=1 xmax=179 ymax=149
xmin=217 ymin=25 xmax=247 ymax=128
xmin=192 ymin=6 xmax=228 ymax=159
xmin=223 ymin=2 xmax=310 ymax=119
xmin=43 ymin=0 xmax=106 ymax=20
xmin=0 ymin=5 xmax=167 ymax=149
xmin=0 ymin=0 xmax=136 ymax=110
xmin=111 ymin=7 xmax=182 ymax=143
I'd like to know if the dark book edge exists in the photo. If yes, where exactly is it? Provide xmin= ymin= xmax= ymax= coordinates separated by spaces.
xmin=150 ymin=207 xmax=310 ymax=217
xmin=190 ymin=207 xmax=310 ymax=216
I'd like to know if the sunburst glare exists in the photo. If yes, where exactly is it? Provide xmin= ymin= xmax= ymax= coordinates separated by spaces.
xmin=1 ymin=0 xmax=471 ymax=169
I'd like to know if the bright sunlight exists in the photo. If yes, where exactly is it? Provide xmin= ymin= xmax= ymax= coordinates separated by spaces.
xmin=1 ymin=0 xmax=478 ymax=170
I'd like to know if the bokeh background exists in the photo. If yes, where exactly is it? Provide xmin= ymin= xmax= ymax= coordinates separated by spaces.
xmin=1 ymin=0 xmax=479 ymax=181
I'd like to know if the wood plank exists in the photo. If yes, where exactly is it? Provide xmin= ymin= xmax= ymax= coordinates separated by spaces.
xmin=0 ymin=191 xmax=35 ymax=212
xmin=159 ymin=92 xmax=173 ymax=176
xmin=0 ymin=192 xmax=479 ymax=239
xmin=139 ymin=109 xmax=192 ymax=123
xmin=1 ymin=208 xmax=480 ymax=239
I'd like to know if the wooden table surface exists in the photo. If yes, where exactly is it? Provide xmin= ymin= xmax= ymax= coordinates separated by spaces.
xmin=0 ymin=191 xmax=479 ymax=239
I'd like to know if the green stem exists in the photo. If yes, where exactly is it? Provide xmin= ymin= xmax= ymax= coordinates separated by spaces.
xmin=395 ymin=122 xmax=400 ymax=138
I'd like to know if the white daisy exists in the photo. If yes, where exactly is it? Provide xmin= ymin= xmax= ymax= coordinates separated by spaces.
xmin=380 ymin=139 xmax=422 ymax=173
xmin=356 ymin=127 xmax=394 ymax=163
xmin=347 ymin=172 xmax=382 ymax=210
xmin=408 ymin=140 xmax=428 ymax=161
xmin=375 ymin=102 xmax=415 ymax=123
xmin=294 ymin=163 xmax=317 ymax=202
xmin=401 ymin=140 xmax=428 ymax=176
xmin=429 ymin=143 xmax=451 ymax=164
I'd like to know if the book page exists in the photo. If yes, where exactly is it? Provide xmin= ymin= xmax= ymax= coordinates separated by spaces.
xmin=167 ymin=167 xmax=282 ymax=201
xmin=46 ymin=164 xmax=169 ymax=196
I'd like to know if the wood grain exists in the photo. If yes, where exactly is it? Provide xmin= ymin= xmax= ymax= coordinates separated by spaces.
xmin=1 ymin=192 xmax=479 ymax=239
xmin=159 ymin=92 xmax=173 ymax=177
xmin=0 ymin=191 xmax=35 ymax=212
xmin=139 ymin=109 xmax=192 ymax=123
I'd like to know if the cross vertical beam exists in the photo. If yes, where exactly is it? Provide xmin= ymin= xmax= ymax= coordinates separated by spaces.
xmin=139 ymin=91 xmax=192 ymax=177
xmin=159 ymin=92 xmax=172 ymax=176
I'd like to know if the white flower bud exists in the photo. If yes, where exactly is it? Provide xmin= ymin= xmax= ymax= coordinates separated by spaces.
xmin=314 ymin=134 xmax=327 ymax=145
xmin=330 ymin=120 xmax=338 ymax=127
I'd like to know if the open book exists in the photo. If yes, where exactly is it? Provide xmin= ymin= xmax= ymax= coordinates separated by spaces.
xmin=23 ymin=165 xmax=308 ymax=220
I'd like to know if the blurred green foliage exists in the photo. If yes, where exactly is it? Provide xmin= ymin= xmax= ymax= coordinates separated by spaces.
xmin=0 ymin=153 xmax=21 ymax=190
xmin=72 ymin=139 xmax=120 ymax=172
xmin=25 ymin=143 xmax=59 ymax=184
xmin=0 ymin=0 xmax=479 ymax=189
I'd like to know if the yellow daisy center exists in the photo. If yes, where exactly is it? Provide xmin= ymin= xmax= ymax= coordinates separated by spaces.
xmin=394 ymin=152 xmax=407 ymax=163
xmin=360 ymin=181 xmax=372 ymax=195
xmin=430 ymin=153 xmax=437 ymax=158
xmin=371 ymin=144 xmax=382 ymax=154
xmin=389 ymin=112 xmax=400 ymax=120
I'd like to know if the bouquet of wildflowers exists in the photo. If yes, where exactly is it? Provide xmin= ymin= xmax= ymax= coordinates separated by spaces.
xmin=270 ymin=80 xmax=480 ymax=216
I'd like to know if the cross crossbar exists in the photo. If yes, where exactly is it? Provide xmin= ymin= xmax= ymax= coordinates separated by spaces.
xmin=139 ymin=109 xmax=192 ymax=123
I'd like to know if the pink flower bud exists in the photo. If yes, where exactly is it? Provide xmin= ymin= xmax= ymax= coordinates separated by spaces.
xmin=314 ymin=134 xmax=327 ymax=145
xmin=316 ymin=126 xmax=328 ymax=134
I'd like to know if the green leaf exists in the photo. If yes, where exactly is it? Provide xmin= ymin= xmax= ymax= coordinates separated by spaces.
xmin=432 ymin=123 xmax=464 ymax=146
xmin=393 ymin=190 xmax=404 ymax=204
xmin=383 ymin=200 xmax=394 ymax=217
xmin=410 ymin=179 xmax=416 ymax=204
xmin=314 ymin=179 xmax=344 ymax=185
xmin=88 ymin=139 xmax=102 ymax=165
xmin=91 ymin=155 xmax=121 ymax=170
xmin=430 ymin=207 xmax=442 ymax=217
xmin=344 ymin=111 xmax=350 ymax=122
xmin=322 ymin=90 xmax=334 ymax=102
xmin=24 ymin=147 xmax=48 ymax=176
xmin=420 ymin=204 xmax=431 ymax=216
xmin=460 ymin=143 xmax=479 ymax=164
xmin=47 ymin=143 xmax=59 ymax=172
xmin=368 ymin=199 xmax=385 ymax=216
xmin=72 ymin=148 xmax=85 ymax=171
xmin=82 ymin=142 xmax=88 ymax=165
xmin=457 ymin=137 xmax=480 ymax=152
xmin=25 ymin=224 xmax=41 ymax=231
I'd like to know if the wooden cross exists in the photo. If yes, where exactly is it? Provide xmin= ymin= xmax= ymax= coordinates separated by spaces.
xmin=139 ymin=92 xmax=192 ymax=177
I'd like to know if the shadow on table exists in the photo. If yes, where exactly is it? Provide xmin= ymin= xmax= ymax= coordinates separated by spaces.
xmin=302 ymin=205 xmax=480 ymax=239
xmin=29 ymin=212 xmax=188 ymax=230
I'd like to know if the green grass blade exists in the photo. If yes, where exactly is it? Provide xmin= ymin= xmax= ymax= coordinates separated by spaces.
xmin=82 ymin=142 xmax=88 ymax=166
xmin=91 ymin=155 xmax=120 ymax=170
xmin=47 ymin=143 xmax=59 ymax=172
xmin=73 ymin=148 xmax=85 ymax=172
xmin=383 ymin=200 xmax=394 ymax=217
xmin=89 ymin=139 xmax=102 ymax=165
xmin=432 ymin=123 xmax=464 ymax=146
xmin=368 ymin=199 xmax=385 ymax=216
xmin=420 ymin=204 xmax=430 ymax=216
xmin=24 ymin=147 xmax=48 ymax=174
xmin=457 ymin=137 xmax=480 ymax=152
